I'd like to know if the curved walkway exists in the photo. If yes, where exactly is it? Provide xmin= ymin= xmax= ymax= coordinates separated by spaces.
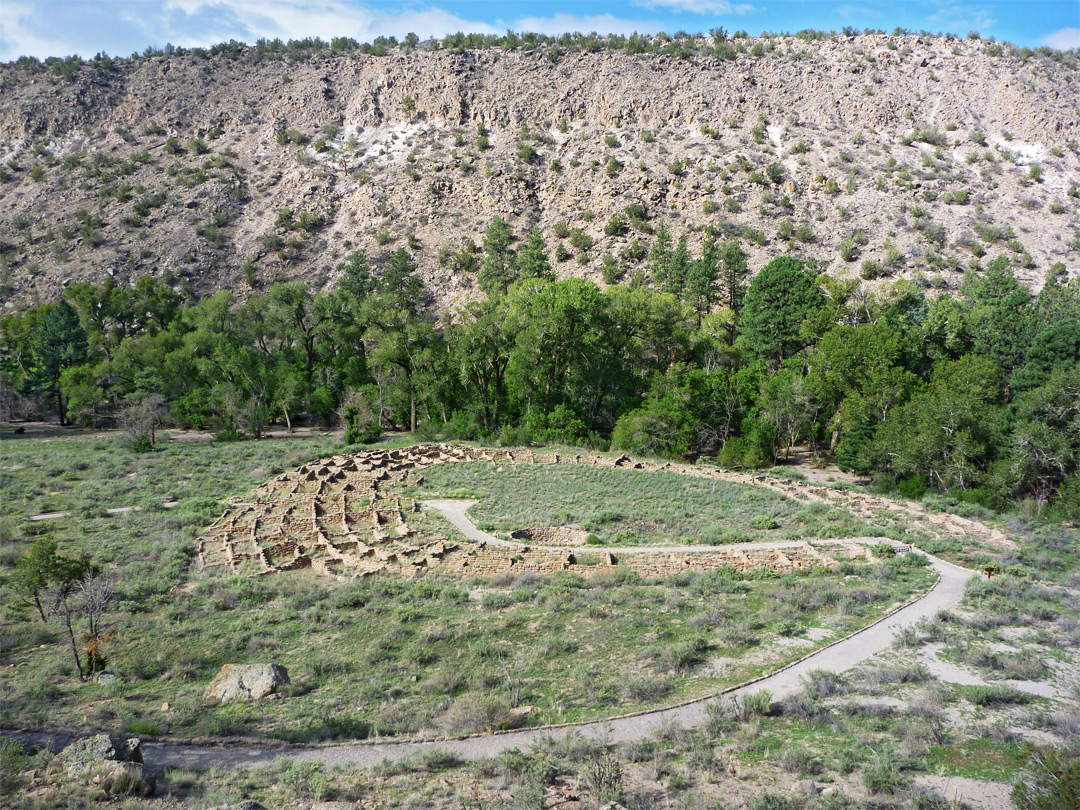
xmin=421 ymin=498 xmax=896 ymax=555
xmin=126 ymin=505 xmax=974 ymax=772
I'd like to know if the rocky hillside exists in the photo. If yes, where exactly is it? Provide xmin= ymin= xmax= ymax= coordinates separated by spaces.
xmin=1 ymin=34 xmax=1078 ymax=311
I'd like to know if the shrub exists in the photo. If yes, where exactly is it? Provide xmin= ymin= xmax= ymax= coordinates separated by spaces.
xmin=863 ymin=750 xmax=911 ymax=794
xmin=276 ymin=129 xmax=307 ymax=145
xmin=739 ymin=689 xmax=773 ymax=718
xmin=604 ymin=214 xmax=629 ymax=237
xmin=1011 ymin=745 xmax=1080 ymax=810
xmin=779 ymin=745 xmax=820 ymax=776
xmin=440 ymin=693 xmax=510 ymax=734
xmin=568 ymin=228 xmax=592 ymax=252
xmin=912 ymin=126 xmax=947 ymax=145
xmin=964 ymin=685 xmax=1033 ymax=707
xmin=516 ymin=142 xmax=537 ymax=163
xmin=749 ymin=514 xmax=778 ymax=530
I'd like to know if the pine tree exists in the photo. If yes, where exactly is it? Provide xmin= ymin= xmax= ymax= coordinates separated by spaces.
xmin=685 ymin=231 xmax=720 ymax=324
xmin=516 ymin=227 xmax=553 ymax=281
xmin=25 ymin=300 xmax=88 ymax=424
xmin=665 ymin=234 xmax=692 ymax=295
xmin=648 ymin=222 xmax=673 ymax=286
xmin=478 ymin=217 xmax=517 ymax=296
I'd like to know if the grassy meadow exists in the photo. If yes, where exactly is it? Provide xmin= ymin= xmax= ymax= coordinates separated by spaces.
xmin=406 ymin=461 xmax=918 ymax=545
xmin=0 ymin=432 xmax=936 ymax=743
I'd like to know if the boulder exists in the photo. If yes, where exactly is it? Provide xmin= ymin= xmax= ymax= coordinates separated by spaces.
xmin=204 ymin=663 xmax=290 ymax=704
xmin=207 ymin=803 xmax=268 ymax=810
xmin=793 ymin=779 xmax=820 ymax=795
xmin=60 ymin=734 xmax=154 ymax=796
xmin=93 ymin=761 xmax=156 ymax=797
xmin=61 ymin=733 xmax=142 ymax=772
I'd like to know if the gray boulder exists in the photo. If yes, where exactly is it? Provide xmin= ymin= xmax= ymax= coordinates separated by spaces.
xmin=94 ymin=761 xmax=156 ymax=797
xmin=60 ymin=734 xmax=154 ymax=796
xmin=204 ymin=663 xmax=290 ymax=704
xmin=61 ymin=733 xmax=142 ymax=771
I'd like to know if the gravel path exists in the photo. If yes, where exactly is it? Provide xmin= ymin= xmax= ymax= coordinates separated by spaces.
xmin=128 ymin=503 xmax=974 ymax=772
xmin=420 ymin=499 xmax=894 ymax=555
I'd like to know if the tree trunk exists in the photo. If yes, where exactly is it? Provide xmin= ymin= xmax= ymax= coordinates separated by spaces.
xmin=57 ymin=604 xmax=85 ymax=680
xmin=34 ymin=594 xmax=47 ymax=622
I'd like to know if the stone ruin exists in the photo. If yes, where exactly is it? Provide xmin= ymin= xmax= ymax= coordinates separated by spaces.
xmin=197 ymin=444 xmax=870 ymax=581
xmin=510 ymin=527 xmax=591 ymax=545
xmin=197 ymin=442 xmax=998 ymax=583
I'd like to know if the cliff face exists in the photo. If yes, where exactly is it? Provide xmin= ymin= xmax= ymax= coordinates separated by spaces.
xmin=1 ymin=35 xmax=1078 ymax=309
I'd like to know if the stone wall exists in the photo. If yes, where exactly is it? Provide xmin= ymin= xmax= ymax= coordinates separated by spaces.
xmin=197 ymin=442 xmax=999 ymax=583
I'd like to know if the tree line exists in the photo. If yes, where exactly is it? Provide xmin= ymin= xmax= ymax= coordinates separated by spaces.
xmin=2 ymin=217 xmax=1079 ymax=518
xmin=13 ymin=26 xmax=1074 ymax=78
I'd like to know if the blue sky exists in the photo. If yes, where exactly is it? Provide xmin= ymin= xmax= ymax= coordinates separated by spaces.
xmin=1 ymin=1 xmax=1077 ymax=62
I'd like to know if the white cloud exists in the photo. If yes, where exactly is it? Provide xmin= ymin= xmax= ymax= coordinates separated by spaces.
xmin=0 ymin=1 xmax=80 ymax=60
xmin=835 ymin=4 xmax=884 ymax=22
xmin=512 ymin=13 xmax=667 ymax=36
xmin=633 ymin=0 xmax=754 ymax=14
xmin=0 ymin=0 xmax=499 ymax=61
xmin=1043 ymin=27 xmax=1080 ymax=50
xmin=925 ymin=3 xmax=998 ymax=36
xmin=161 ymin=0 xmax=499 ymax=43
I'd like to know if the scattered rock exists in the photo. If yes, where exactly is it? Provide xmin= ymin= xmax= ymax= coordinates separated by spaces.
xmin=94 ymin=671 xmax=123 ymax=686
xmin=204 ymin=663 xmax=290 ymax=703
xmin=793 ymin=779 xmax=820 ymax=795
xmin=206 ymin=802 xmax=268 ymax=810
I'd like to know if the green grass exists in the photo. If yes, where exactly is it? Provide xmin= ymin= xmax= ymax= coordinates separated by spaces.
xmin=406 ymin=462 xmax=910 ymax=545
xmin=925 ymin=738 xmax=1030 ymax=780
xmin=0 ymin=434 xmax=935 ymax=743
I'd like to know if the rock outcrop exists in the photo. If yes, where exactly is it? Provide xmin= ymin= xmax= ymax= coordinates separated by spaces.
xmin=203 ymin=663 xmax=291 ymax=703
